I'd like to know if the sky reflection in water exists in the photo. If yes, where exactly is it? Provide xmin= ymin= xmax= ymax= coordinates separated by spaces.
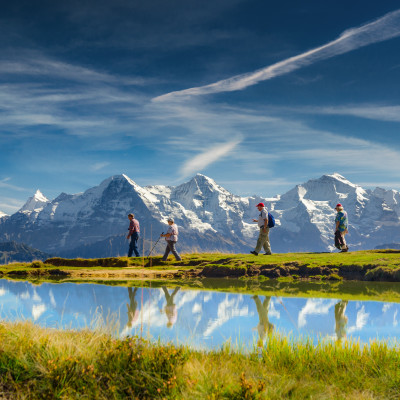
xmin=0 ymin=279 xmax=399 ymax=350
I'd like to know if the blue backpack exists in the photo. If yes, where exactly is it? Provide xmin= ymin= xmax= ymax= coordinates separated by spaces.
xmin=268 ymin=212 xmax=275 ymax=228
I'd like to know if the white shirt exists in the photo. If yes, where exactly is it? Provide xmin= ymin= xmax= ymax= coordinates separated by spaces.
xmin=166 ymin=224 xmax=179 ymax=242
xmin=258 ymin=208 xmax=268 ymax=228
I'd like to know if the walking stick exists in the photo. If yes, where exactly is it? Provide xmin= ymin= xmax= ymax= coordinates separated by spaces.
xmin=147 ymin=232 xmax=164 ymax=257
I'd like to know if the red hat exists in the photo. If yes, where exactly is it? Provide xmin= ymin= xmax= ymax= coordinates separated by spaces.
xmin=335 ymin=203 xmax=342 ymax=208
xmin=256 ymin=202 xmax=265 ymax=207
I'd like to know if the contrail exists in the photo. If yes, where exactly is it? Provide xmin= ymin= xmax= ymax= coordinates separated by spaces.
xmin=153 ymin=9 xmax=400 ymax=102
xmin=179 ymin=139 xmax=241 ymax=178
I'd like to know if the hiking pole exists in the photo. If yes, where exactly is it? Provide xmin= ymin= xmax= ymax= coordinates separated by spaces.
xmin=147 ymin=232 xmax=164 ymax=257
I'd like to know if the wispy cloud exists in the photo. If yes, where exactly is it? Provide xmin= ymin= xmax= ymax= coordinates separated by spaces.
xmin=297 ymin=104 xmax=400 ymax=122
xmin=356 ymin=181 xmax=400 ymax=189
xmin=0 ymin=84 xmax=146 ymax=140
xmin=154 ymin=9 xmax=400 ymax=101
xmin=0 ymin=51 xmax=149 ymax=85
xmin=0 ymin=50 xmax=151 ymax=142
xmin=179 ymin=139 xmax=241 ymax=178
xmin=0 ymin=196 xmax=25 ymax=214
xmin=0 ymin=178 xmax=30 ymax=192
xmin=90 ymin=162 xmax=110 ymax=171
xmin=284 ymin=143 xmax=400 ymax=173
xmin=143 ymin=100 xmax=400 ymax=183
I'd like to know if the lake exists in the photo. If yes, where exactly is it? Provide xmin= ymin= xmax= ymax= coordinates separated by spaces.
xmin=0 ymin=278 xmax=399 ymax=350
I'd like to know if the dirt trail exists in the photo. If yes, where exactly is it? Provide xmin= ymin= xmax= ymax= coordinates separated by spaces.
xmin=64 ymin=267 xmax=184 ymax=279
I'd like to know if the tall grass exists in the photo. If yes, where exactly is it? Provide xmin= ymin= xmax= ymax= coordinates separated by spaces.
xmin=0 ymin=321 xmax=399 ymax=399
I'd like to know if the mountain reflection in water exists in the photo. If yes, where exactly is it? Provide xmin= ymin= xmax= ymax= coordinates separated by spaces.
xmin=0 ymin=279 xmax=399 ymax=349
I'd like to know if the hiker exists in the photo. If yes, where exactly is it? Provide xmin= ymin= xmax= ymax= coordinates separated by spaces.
xmin=161 ymin=217 xmax=182 ymax=261
xmin=252 ymin=295 xmax=274 ymax=344
xmin=126 ymin=287 xmax=139 ymax=329
xmin=250 ymin=202 xmax=272 ymax=256
xmin=127 ymin=213 xmax=140 ymax=257
xmin=334 ymin=300 xmax=348 ymax=342
xmin=334 ymin=203 xmax=349 ymax=252
xmin=161 ymin=286 xmax=180 ymax=328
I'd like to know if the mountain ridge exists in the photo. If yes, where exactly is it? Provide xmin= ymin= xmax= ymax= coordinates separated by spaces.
xmin=0 ymin=173 xmax=399 ymax=257
xmin=0 ymin=241 xmax=52 ymax=264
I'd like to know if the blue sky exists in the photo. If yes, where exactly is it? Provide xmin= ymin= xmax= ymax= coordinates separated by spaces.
xmin=1 ymin=0 xmax=400 ymax=214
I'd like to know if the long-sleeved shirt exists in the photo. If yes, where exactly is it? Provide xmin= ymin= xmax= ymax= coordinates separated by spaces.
xmin=128 ymin=219 xmax=140 ymax=236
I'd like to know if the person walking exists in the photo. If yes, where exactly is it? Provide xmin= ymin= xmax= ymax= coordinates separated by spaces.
xmin=334 ymin=203 xmax=349 ymax=252
xmin=250 ymin=202 xmax=272 ymax=255
xmin=161 ymin=217 xmax=182 ymax=261
xmin=127 ymin=213 xmax=140 ymax=257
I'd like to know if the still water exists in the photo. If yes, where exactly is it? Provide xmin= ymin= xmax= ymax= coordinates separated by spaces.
xmin=0 ymin=278 xmax=399 ymax=349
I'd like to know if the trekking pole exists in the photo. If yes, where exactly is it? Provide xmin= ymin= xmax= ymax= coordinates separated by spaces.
xmin=147 ymin=232 xmax=164 ymax=257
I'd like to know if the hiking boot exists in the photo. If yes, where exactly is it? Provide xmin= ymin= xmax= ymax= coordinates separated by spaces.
xmin=340 ymin=247 xmax=348 ymax=253
xmin=250 ymin=251 xmax=258 ymax=256
xmin=263 ymin=252 xmax=272 ymax=255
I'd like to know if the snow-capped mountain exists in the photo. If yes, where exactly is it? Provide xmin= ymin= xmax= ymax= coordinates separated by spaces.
xmin=19 ymin=190 xmax=50 ymax=214
xmin=0 ymin=211 xmax=8 ymax=219
xmin=0 ymin=173 xmax=399 ymax=256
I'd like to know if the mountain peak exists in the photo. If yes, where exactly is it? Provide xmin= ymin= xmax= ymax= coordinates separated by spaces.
xmin=19 ymin=190 xmax=50 ymax=213
xmin=96 ymin=174 xmax=140 ymax=192
xmin=110 ymin=174 xmax=142 ymax=187
xmin=33 ymin=189 xmax=48 ymax=202
xmin=193 ymin=173 xmax=217 ymax=185
xmin=324 ymin=173 xmax=356 ymax=187
xmin=181 ymin=174 xmax=234 ymax=197
xmin=0 ymin=210 xmax=8 ymax=218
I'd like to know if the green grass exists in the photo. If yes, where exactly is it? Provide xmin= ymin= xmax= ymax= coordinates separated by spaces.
xmin=1 ymin=249 xmax=400 ymax=282
xmin=0 ymin=321 xmax=399 ymax=399
xmin=138 ymin=249 xmax=400 ymax=268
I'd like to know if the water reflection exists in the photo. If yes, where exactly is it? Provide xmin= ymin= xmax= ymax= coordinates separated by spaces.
xmin=161 ymin=287 xmax=180 ymax=328
xmin=126 ymin=287 xmax=139 ymax=329
xmin=0 ymin=278 xmax=399 ymax=350
xmin=335 ymin=300 xmax=348 ymax=342
xmin=252 ymin=296 xmax=274 ymax=345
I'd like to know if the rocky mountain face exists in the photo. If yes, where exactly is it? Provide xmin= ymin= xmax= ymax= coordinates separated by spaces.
xmin=0 ymin=173 xmax=399 ymax=257
xmin=0 ymin=241 xmax=51 ymax=264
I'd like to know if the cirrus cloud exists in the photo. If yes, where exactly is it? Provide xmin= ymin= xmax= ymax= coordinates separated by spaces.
xmin=154 ymin=9 xmax=400 ymax=101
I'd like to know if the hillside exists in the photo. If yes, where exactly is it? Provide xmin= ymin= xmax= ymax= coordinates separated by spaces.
xmin=0 ymin=241 xmax=51 ymax=264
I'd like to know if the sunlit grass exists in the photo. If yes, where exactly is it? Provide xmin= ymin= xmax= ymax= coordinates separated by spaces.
xmin=0 ymin=321 xmax=399 ymax=399
xmin=2 ymin=249 xmax=400 ymax=287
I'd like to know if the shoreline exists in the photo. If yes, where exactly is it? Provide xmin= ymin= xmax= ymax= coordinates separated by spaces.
xmin=1 ymin=249 xmax=400 ymax=282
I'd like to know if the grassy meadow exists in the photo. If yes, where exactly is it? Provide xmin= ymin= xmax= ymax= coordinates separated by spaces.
xmin=0 ymin=321 xmax=399 ymax=399
xmin=1 ymin=249 xmax=400 ymax=282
